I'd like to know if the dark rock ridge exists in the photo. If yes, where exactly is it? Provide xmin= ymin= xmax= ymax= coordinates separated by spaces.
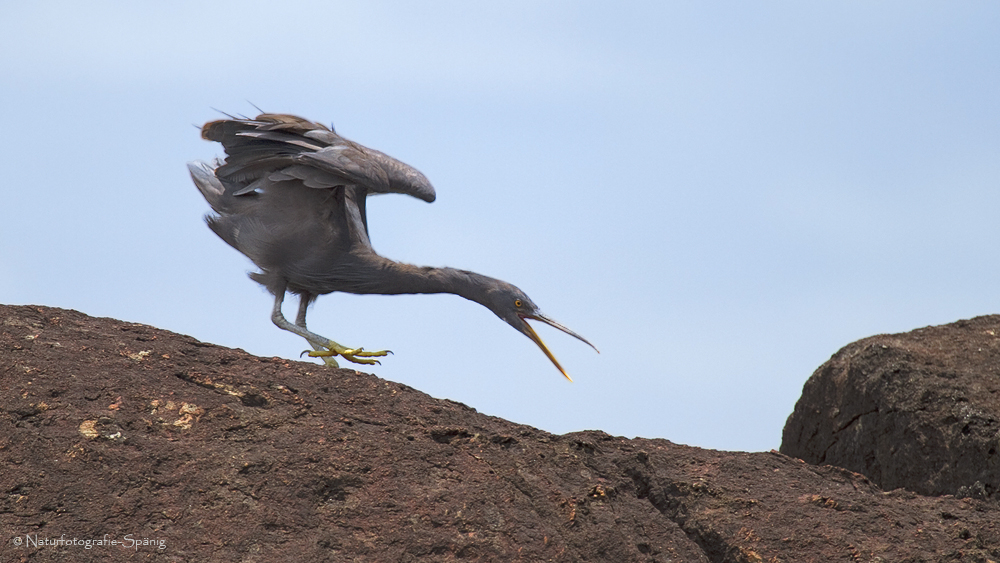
xmin=782 ymin=315 xmax=1000 ymax=501
xmin=2 ymin=304 xmax=999 ymax=562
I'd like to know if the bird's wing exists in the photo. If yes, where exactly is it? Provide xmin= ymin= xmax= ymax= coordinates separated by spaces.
xmin=299 ymin=144 xmax=391 ymax=193
xmin=201 ymin=113 xmax=435 ymax=202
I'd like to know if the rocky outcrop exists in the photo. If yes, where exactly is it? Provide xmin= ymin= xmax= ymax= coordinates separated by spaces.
xmin=781 ymin=315 xmax=1000 ymax=501
xmin=3 ymin=304 xmax=999 ymax=562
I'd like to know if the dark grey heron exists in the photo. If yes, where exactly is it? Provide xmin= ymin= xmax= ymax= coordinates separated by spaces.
xmin=188 ymin=113 xmax=596 ymax=380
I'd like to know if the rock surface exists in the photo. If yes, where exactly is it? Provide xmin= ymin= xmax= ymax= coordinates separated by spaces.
xmin=2 ymin=304 xmax=1000 ymax=562
xmin=781 ymin=315 xmax=1000 ymax=501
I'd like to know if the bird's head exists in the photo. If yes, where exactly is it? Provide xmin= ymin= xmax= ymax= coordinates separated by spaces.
xmin=482 ymin=282 xmax=598 ymax=381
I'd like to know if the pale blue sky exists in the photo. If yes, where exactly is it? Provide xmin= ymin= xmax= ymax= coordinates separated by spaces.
xmin=2 ymin=2 xmax=998 ymax=451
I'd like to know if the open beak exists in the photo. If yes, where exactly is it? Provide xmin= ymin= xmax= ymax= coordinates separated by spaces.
xmin=519 ymin=313 xmax=599 ymax=382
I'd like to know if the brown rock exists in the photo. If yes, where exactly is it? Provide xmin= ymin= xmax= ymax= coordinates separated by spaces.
xmin=3 ymin=304 xmax=1000 ymax=561
xmin=782 ymin=315 xmax=1000 ymax=500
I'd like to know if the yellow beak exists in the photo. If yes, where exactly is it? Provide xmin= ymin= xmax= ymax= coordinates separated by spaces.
xmin=520 ymin=313 xmax=598 ymax=382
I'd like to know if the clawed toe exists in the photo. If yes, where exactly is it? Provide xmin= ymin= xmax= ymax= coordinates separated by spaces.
xmin=301 ymin=349 xmax=342 ymax=367
xmin=304 ymin=341 xmax=391 ymax=366
xmin=345 ymin=348 xmax=392 ymax=358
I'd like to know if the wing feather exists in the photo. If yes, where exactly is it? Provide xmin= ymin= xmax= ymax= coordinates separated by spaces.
xmin=300 ymin=145 xmax=390 ymax=193
xmin=200 ymin=113 xmax=435 ymax=202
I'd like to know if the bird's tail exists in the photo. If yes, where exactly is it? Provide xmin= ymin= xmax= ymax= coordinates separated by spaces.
xmin=187 ymin=160 xmax=227 ymax=214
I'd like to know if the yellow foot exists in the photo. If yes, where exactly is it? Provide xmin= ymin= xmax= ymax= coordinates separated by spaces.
xmin=304 ymin=340 xmax=392 ymax=366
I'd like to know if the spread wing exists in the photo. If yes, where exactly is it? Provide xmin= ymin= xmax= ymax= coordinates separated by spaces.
xmin=201 ymin=113 xmax=436 ymax=202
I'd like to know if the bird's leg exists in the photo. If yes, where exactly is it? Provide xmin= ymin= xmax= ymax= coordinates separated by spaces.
xmin=269 ymin=291 xmax=390 ymax=366
xmin=293 ymin=293 xmax=388 ymax=366
xmin=294 ymin=293 xmax=340 ymax=367
xmin=294 ymin=294 xmax=310 ymax=327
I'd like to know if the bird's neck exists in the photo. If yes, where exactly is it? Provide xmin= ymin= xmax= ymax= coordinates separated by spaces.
xmin=375 ymin=259 xmax=495 ymax=307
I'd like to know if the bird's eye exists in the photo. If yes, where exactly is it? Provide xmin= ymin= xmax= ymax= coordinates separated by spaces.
xmin=514 ymin=299 xmax=523 ymax=308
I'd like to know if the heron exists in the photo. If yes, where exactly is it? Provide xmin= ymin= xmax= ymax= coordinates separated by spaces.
xmin=188 ymin=113 xmax=596 ymax=380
